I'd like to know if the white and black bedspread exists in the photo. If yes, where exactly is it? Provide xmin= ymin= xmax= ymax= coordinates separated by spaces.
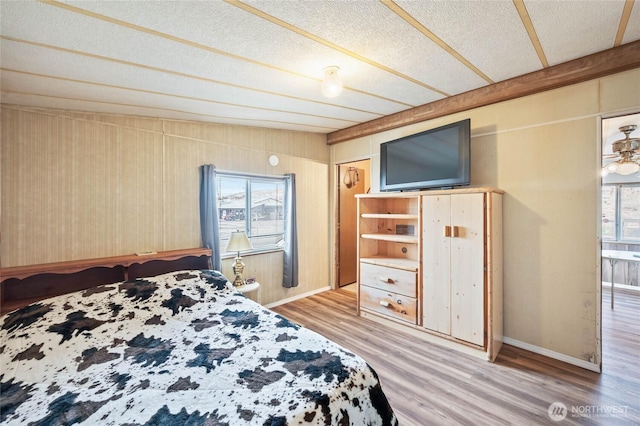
xmin=0 ymin=270 xmax=397 ymax=425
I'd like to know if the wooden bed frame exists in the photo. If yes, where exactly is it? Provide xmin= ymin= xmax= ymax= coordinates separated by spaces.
xmin=0 ymin=248 xmax=212 ymax=315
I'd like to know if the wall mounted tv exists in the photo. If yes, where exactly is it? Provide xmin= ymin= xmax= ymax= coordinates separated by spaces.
xmin=380 ymin=118 xmax=470 ymax=192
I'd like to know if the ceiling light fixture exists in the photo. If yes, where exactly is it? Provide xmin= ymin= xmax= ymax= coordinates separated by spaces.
xmin=612 ymin=160 xmax=640 ymax=175
xmin=602 ymin=125 xmax=640 ymax=176
xmin=321 ymin=66 xmax=343 ymax=98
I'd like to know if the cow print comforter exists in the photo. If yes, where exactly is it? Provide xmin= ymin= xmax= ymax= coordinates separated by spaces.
xmin=0 ymin=270 xmax=397 ymax=425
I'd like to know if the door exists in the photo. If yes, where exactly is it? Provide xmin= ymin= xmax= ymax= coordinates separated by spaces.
xmin=422 ymin=193 xmax=485 ymax=346
xmin=450 ymin=193 xmax=485 ymax=345
xmin=338 ymin=164 xmax=366 ymax=287
xmin=423 ymin=195 xmax=452 ymax=334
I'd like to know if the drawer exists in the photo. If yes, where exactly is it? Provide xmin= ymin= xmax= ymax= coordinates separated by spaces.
xmin=360 ymin=263 xmax=416 ymax=297
xmin=360 ymin=286 xmax=417 ymax=324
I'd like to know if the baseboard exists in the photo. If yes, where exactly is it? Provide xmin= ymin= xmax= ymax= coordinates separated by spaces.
xmin=264 ymin=286 xmax=331 ymax=309
xmin=503 ymin=337 xmax=601 ymax=373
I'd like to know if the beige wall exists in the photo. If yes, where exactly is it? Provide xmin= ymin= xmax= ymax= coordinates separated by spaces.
xmin=1 ymin=106 xmax=330 ymax=305
xmin=330 ymin=68 xmax=640 ymax=366
xmin=3 ymin=67 xmax=639 ymax=363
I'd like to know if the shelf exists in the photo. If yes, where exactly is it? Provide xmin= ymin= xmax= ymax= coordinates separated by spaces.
xmin=360 ymin=257 xmax=419 ymax=271
xmin=361 ymin=233 xmax=419 ymax=244
xmin=361 ymin=213 xmax=419 ymax=220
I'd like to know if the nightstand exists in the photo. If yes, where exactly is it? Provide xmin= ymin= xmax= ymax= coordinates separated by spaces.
xmin=236 ymin=282 xmax=261 ymax=304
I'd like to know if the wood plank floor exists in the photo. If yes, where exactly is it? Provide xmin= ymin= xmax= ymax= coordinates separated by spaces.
xmin=272 ymin=287 xmax=640 ymax=425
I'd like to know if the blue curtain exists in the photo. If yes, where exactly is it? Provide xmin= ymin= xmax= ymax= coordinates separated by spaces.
xmin=199 ymin=164 xmax=222 ymax=271
xmin=283 ymin=173 xmax=298 ymax=288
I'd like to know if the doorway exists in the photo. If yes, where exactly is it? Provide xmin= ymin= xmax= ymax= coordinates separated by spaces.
xmin=336 ymin=160 xmax=370 ymax=288
xmin=600 ymin=112 xmax=640 ymax=370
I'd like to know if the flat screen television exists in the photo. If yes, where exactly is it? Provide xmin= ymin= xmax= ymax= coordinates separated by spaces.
xmin=380 ymin=118 xmax=470 ymax=191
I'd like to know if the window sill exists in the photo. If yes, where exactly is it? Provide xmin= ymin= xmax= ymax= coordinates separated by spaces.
xmin=603 ymin=240 xmax=640 ymax=245
xmin=221 ymin=247 xmax=284 ymax=260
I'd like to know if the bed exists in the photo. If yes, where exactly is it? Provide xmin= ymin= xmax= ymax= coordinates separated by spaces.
xmin=0 ymin=267 xmax=398 ymax=425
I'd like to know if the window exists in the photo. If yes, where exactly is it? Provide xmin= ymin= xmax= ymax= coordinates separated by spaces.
xmin=620 ymin=186 xmax=640 ymax=240
xmin=602 ymin=184 xmax=640 ymax=242
xmin=602 ymin=186 xmax=617 ymax=240
xmin=217 ymin=173 xmax=285 ymax=254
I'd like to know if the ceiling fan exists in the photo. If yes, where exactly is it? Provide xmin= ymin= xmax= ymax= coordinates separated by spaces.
xmin=603 ymin=125 xmax=640 ymax=176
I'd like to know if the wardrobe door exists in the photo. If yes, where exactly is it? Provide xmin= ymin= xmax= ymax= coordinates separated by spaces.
xmin=450 ymin=193 xmax=485 ymax=346
xmin=422 ymin=195 xmax=451 ymax=334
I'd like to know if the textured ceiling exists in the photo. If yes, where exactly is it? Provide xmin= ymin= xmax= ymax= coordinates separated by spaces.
xmin=1 ymin=0 xmax=639 ymax=135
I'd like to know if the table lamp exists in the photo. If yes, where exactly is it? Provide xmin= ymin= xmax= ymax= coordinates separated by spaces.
xmin=226 ymin=230 xmax=253 ymax=287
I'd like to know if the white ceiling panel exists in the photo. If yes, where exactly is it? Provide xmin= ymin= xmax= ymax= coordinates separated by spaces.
xmin=243 ymin=0 xmax=489 ymax=95
xmin=0 ymin=40 xmax=384 ymax=126
xmin=57 ymin=0 xmax=442 ymax=104
xmin=623 ymin=3 xmax=640 ymax=44
xmin=3 ymin=91 xmax=336 ymax=134
xmin=527 ymin=0 xmax=626 ymax=65
xmin=8 ymin=1 xmax=439 ymax=109
xmin=1 ymin=0 xmax=638 ymax=134
xmin=396 ymin=0 xmax=543 ymax=82
xmin=1 ymin=71 xmax=360 ymax=131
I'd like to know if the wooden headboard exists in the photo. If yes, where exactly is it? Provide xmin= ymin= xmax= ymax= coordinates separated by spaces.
xmin=0 ymin=248 xmax=212 ymax=315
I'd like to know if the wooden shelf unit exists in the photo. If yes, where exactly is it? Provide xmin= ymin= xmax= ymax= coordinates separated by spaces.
xmin=357 ymin=195 xmax=421 ymax=263
xmin=356 ymin=188 xmax=503 ymax=362
xmin=356 ymin=194 xmax=421 ymax=325
xmin=360 ymin=233 xmax=419 ymax=244
xmin=361 ymin=213 xmax=420 ymax=220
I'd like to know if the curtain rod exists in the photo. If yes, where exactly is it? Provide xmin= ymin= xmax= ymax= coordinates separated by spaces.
xmin=214 ymin=168 xmax=288 ymax=180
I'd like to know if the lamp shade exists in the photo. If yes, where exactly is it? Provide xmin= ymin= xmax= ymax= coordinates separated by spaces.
xmin=615 ymin=161 xmax=640 ymax=175
xmin=226 ymin=230 xmax=253 ymax=253
xmin=605 ymin=163 xmax=618 ymax=173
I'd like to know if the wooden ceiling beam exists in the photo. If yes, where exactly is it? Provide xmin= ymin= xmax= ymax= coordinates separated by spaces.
xmin=327 ymin=40 xmax=640 ymax=145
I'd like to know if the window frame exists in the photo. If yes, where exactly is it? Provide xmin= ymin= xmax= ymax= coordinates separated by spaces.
xmin=217 ymin=171 xmax=286 ymax=257
xmin=601 ymin=185 xmax=617 ymax=241
xmin=602 ymin=183 xmax=640 ymax=243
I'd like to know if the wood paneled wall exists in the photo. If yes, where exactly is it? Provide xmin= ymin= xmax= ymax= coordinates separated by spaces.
xmin=1 ymin=106 xmax=330 ymax=305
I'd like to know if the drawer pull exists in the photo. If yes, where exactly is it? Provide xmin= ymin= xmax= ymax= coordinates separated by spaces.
xmin=397 ymin=299 xmax=402 ymax=305
xmin=379 ymin=300 xmax=390 ymax=308
xmin=380 ymin=277 xmax=395 ymax=284
xmin=400 ymin=310 xmax=407 ymax=315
